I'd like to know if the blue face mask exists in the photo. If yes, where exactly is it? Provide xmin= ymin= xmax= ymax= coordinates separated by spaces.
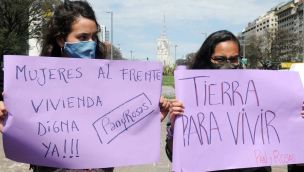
xmin=63 ymin=41 xmax=96 ymax=59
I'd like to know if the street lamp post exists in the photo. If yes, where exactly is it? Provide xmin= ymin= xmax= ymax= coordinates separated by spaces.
xmin=240 ymin=36 xmax=250 ymax=58
xmin=106 ymin=11 xmax=113 ymax=60
xmin=174 ymin=44 xmax=178 ymax=63
xmin=130 ymin=50 xmax=133 ymax=60
xmin=243 ymin=37 xmax=246 ymax=58
xmin=240 ymin=35 xmax=250 ymax=69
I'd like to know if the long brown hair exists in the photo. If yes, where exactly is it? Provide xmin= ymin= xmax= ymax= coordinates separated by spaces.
xmin=40 ymin=0 xmax=107 ymax=59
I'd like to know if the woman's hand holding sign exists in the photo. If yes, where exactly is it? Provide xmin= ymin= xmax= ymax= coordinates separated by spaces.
xmin=0 ymin=101 xmax=7 ymax=133
xmin=160 ymin=96 xmax=171 ymax=122
xmin=168 ymin=99 xmax=184 ymax=131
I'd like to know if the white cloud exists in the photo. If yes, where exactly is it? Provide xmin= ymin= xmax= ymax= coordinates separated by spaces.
xmin=93 ymin=0 xmax=281 ymax=25
xmin=88 ymin=0 xmax=283 ymax=59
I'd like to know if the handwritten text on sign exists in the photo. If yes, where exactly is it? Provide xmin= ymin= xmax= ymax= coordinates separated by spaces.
xmin=3 ymin=55 xmax=162 ymax=169
xmin=172 ymin=69 xmax=304 ymax=172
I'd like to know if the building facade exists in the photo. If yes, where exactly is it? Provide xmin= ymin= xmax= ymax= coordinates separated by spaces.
xmin=275 ymin=0 xmax=304 ymax=61
xmin=240 ymin=0 xmax=304 ymax=64
xmin=99 ymin=25 xmax=107 ymax=42
xmin=240 ymin=8 xmax=279 ymax=63
xmin=242 ymin=8 xmax=278 ymax=37
xmin=296 ymin=1 xmax=304 ymax=61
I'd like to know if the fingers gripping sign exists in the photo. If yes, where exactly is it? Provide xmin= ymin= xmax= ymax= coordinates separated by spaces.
xmin=169 ymin=99 xmax=184 ymax=130
xmin=160 ymin=96 xmax=170 ymax=122
xmin=0 ymin=101 xmax=7 ymax=133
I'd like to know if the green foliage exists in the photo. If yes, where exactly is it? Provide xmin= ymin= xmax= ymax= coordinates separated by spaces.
xmin=242 ymin=35 xmax=262 ymax=69
xmin=113 ymin=46 xmax=123 ymax=60
xmin=162 ymin=75 xmax=174 ymax=87
xmin=162 ymin=75 xmax=175 ymax=98
xmin=243 ymin=29 xmax=303 ymax=69
xmin=163 ymin=94 xmax=175 ymax=99
xmin=0 ymin=28 xmax=28 ymax=56
xmin=163 ymin=65 xmax=175 ymax=75
xmin=0 ymin=0 xmax=60 ymax=57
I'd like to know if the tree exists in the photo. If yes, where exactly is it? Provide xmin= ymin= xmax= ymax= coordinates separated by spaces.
xmin=112 ymin=46 xmax=124 ymax=60
xmin=184 ymin=52 xmax=196 ymax=67
xmin=103 ymin=42 xmax=124 ymax=60
xmin=0 ymin=0 xmax=60 ymax=57
xmin=163 ymin=65 xmax=175 ymax=75
xmin=258 ymin=30 xmax=280 ymax=69
xmin=272 ymin=29 xmax=303 ymax=62
xmin=0 ymin=0 xmax=59 ymax=99
xmin=243 ymin=29 xmax=285 ymax=69
xmin=242 ymin=34 xmax=263 ymax=68
xmin=175 ymin=58 xmax=187 ymax=66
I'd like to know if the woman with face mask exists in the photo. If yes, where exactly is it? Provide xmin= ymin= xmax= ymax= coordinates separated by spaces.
xmin=165 ymin=30 xmax=272 ymax=172
xmin=33 ymin=2 xmax=113 ymax=171
xmin=0 ymin=0 xmax=170 ymax=171
xmin=40 ymin=0 xmax=105 ymax=59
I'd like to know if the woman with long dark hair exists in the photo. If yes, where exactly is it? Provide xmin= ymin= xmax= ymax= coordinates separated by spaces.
xmin=166 ymin=30 xmax=271 ymax=172
xmin=32 ymin=1 xmax=112 ymax=171
xmin=40 ymin=0 xmax=107 ymax=59
xmin=0 ymin=0 xmax=170 ymax=171
xmin=191 ymin=30 xmax=241 ymax=70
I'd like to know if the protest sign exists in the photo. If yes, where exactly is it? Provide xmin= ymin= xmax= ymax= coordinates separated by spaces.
xmin=3 ymin=55 xmax=162 ymax=169
xmin=173 ymin=69 xmax=304 ymax=172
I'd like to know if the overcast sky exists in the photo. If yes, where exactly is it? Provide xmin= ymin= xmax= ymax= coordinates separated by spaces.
xmin=87 ymin=0 xmax=284 ymax=61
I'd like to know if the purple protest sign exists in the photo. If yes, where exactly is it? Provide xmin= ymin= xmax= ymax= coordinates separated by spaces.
xmin=2 ymin=55 xmax=163 ymax=169
xmin=173 ymin=69 xmax=304 ymax=172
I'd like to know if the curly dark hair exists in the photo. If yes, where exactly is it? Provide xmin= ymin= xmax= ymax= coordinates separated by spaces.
xmin=40 ymin=0 xmax=107 ymax=59
xmin=190 ymin=30 xmax=240 ymax=69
